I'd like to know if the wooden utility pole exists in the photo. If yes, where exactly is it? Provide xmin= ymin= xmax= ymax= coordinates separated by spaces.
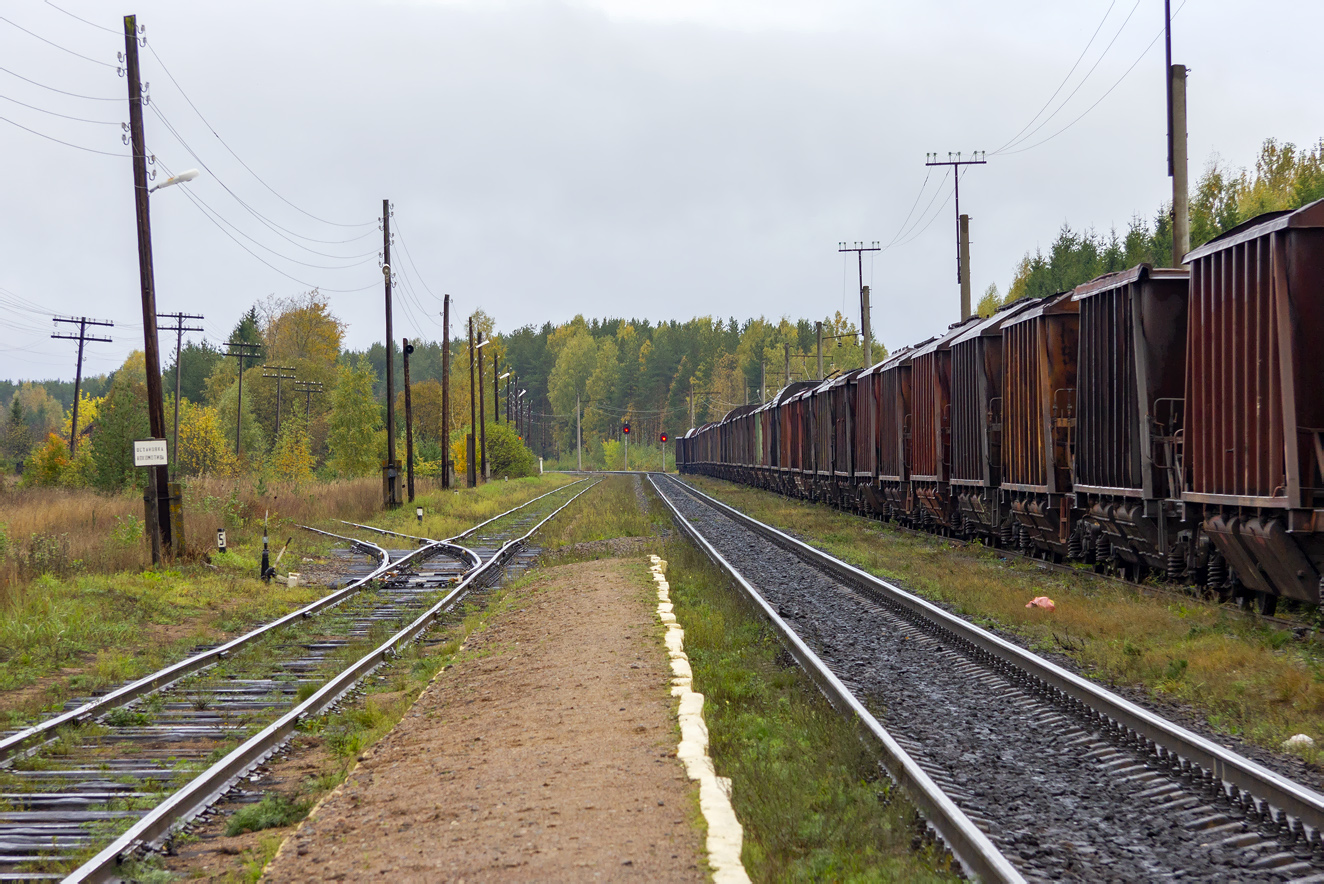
xmin=441 ymin=294 xmax=451 ymax=488
xmin=293 ymin=380 xmax=323 ymax=419
xmin=381 ymin=200 xmax=399 ymax=507
xmin=224 ymin=341 xmax=260 ymax=456
xmin=838 ymin=241 xmax=880 ymax=364
xmin=467 ymin=318 xmax=477 ymax=488
xmin=157 ymin=312 xmax=203 ymax=471
xmin=576 ymin=393 xmax=582 ymax=471
xmin=262 ymin=365 xmax=296 ymax=440
xmin=924 ymin=153 xmax=986 ymax=321
xmin=402 ymin=338 xmax=415 ymax=502
xmin=123 ymin=14 xmax=171 ymax=557
xmin=51 ymin=316 xmax=113 ymax=457
xmin=784 ymin=343 xmax=791 ymax=387
xmin=477 ymin=333 xmax=488 ymax=479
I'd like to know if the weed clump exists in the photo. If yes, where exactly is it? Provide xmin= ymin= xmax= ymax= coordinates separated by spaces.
xmin=224 ymin=792 xmax=310 ymax=836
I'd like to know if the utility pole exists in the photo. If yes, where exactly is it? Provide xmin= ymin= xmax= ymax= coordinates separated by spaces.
xmin=815 ymin=321 xmax=824 ymax=380
xmin=293 ymin=380 xmax=323 ymax=420
xmin=402 ymin=338 xmax=415 ymax=503
xmin=467 ymin=318 xmax=477 ymax=488
xmin=576 ymin=392 xmax=582 ymax=471
xmin=477 ymin=332 xmax=488 ymax=480
xmin=760 ymin=360 xmax=766 ymax=403
xmin=261 ymin=365 xmax=296 ymax=440
xmin=1166 ymin=0 xmax=1189 ymax=266
xmin=924 ymin=152 xmax=987 ymax=321
xmin=156 ymin=312 xmax=203 ymax=472
xmin=784 ymin=343 xmax=791 ymax=387
xmin=224 ymin=341 xmax=261 ymax=456
xmin=492 ymin=354 xmax=501 ymax=424
xmin=689 ymin=385 xmax=694 ymax=429
xmin=381 ymin=199 xmax=399 ymax=507
xmin=837 ymin=241 xmax=880 ymax=363
xmin=123 ymin=14 xmax=172 ymax=557
xmin=51 ymin=316 xmax=113 ymax=457
xmin=441 ymin=295 xmax=451 ymax=489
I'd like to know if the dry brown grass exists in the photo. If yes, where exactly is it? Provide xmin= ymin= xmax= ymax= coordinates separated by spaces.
xmin=687 ymin=475 xmax=1324 ymax=762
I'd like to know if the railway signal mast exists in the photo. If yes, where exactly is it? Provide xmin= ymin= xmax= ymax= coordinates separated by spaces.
xmin=924 ymin=151 xmax=986 ymax=321
xmin=837 ymin=241 xmax=880 ymax=366
xmin=622 ymin=420 xmax=631 ymax=471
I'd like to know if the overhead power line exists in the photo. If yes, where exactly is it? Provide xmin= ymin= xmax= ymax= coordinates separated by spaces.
xmin=0 ymin=63 xmax=119 ymax=100
xmin=0 ymin=13 xmax=115 ymax=68
xmin=0 ymin=91 xmax=118 ymax=124
xmin=990 ymin=0 xmax=1117 ymax=155
xmin=145 ymin=42 xmax=375 ymax=230
xmin=43 ymin=1 xmax=120 ymax=35
xmin=0 ymin=111 xmax=125 ymax=156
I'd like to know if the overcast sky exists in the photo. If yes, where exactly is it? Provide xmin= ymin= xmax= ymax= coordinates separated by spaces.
xmin=2 ymin=0 xmax=1320 ymax=382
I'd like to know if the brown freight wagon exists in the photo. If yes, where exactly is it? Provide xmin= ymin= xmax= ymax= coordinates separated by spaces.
xmin=1182 ymin=199 xmax=1324 ymax=612
xmin=1072 ymin=265 xmax=1191 ymax=578
xmin=949 ymin=298 xmax=1044 ymax=542
xmin=1001 ymin=291 xmax=1080 ymax=557
xmin=877 ymin=343 xmax=929 ymax=521
xmin=910 ymin=319 xmax=979 ymax=530
xmin=853 ymin=360 xmax=884 ymax=514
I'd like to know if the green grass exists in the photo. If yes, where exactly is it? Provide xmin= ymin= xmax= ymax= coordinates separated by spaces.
xmin=686 ymin=474 xmax=1324 ymax=763
xmin=225 ymin=793 xmax=312 ymax=837
xmin=0 ymin=473 xmax=574 ymax=723
xmin=662 ymin=536 xmax=956 ymax=883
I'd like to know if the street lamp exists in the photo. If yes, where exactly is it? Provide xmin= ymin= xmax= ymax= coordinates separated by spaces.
xmin=498 ymin=371 xmax=511 ymax=425
xmin=149 ymin=167 xmax=199 ymax=193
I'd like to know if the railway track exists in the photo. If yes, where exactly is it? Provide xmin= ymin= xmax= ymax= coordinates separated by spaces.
xmin=0 ymin=479 xmax=593 ymax=883
xmin=652 ymin=473 xmax=1324 ymax=883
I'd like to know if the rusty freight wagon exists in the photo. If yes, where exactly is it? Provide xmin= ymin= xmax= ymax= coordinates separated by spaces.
xmin=910 ymin=319 xmax=979 ymax=530
xmin=877 ymin=343 xmax=928 ymax=521
xmin=1182 ymin=199 xmax=1324 ymax=613
xmin=949 ymin=298 xmax=1043 ymax=542
xmin=852 ymin=361 xmax=883 ymax=513
xmin=1001 ymin=291 xmax=1080 ymax=557
xmin=1071 ymin=265 xmax=1192 ymax=579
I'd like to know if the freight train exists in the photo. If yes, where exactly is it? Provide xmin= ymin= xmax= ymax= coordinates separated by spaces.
xmin=677 ymin=200 xmax=1324 ymax=615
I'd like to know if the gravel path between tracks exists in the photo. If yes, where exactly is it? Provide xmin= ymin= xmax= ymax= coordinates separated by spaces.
xmin=661 ymin=481 xmax=1317 ymax=883
xmin=262 ymin=557 xmax=706 ymax=883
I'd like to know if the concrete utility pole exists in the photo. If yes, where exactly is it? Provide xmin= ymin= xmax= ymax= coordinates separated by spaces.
xmin=157 ymin=312 xmax=203 ymax=472
xmin=381 ymin=200 xmax=400 ymax=507
xmin=924 ymin=152 xmax=987 ymax=321
xmin=467 ymin=317 xmax=477 ymax=488
xmin=262 ymin=365 xmax=296 ymax=440
xmin=123 ymin=14 xmax=172 ymax=559
xmin=441 ymin=295 xmax=451 ymax=489
xmin=815 ymin=321 xmax=824 ymax=380
xmin=51 ymin=316 xmax=113 ymax=457
xmin=838 ymin=241 xmax=880 ymax=364
xmin=1166 ymin=0 xmax=1190 ymax=266
xmin=402 ymin=338 xmax=415 ymax=503
xmin=224 ymin=340 xmax=260 ymax=456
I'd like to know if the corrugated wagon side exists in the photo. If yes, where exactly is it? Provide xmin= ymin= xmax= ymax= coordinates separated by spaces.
xmin=877 ymin=344 xmax=925 ymax=522
xmin=949 ymin=298 xmax=1043 ymax=543
xmin=1181 ymin=199 xmax=1324 ymax=611
xmin=1001 ymin=291 xmax=1080 ymax=557
xmin=1072 ymin=264 xmax=1192 ymax=578
xmin=910 ymin=319 xmax=979 ymax=531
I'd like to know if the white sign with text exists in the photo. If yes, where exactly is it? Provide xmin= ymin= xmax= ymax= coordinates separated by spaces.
xmin=133 ymin=439 xmax=168 ymax=467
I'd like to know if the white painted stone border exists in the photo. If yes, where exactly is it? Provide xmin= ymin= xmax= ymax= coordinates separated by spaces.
xmin=650 ymin=555 xmax=751 ymax=884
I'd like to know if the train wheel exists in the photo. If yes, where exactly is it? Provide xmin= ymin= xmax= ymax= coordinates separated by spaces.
xmin=1255 ymin=592 xmax=1278 ymax=617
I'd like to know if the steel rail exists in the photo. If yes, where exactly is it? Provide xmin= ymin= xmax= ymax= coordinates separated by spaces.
xmin=661 ymin=475 xmax=1324 ymax=848
xmin=66 ymin=477 xmax=601 ymax=883
xmin=303 ymin=523 xmax=481 ymax=574
xmin=0 ymin=482 xmax=578 ymax=765
xmin=649 ymin=474 xmax=1023 ymax=884
xmin=0 ymin=537 xmax=392 ymax=767
xmin=446 ymin=477 xmax=587 ymax=542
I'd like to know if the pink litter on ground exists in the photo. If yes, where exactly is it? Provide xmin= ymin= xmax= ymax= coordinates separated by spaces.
xmin=1026 ymin=597 xmax=1056 ymax=611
